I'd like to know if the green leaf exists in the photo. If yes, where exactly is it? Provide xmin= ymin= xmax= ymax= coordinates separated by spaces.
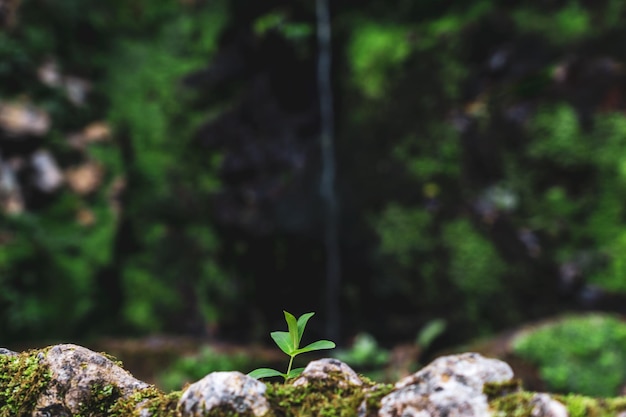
xmin=283 ymin=310 xmax=299 ymax=349
xmin=296 ymin=312 xmax=315 ymax=345
xmin=271 ymin=331 xmax=294 ymax=355
xmin=287 ymin=367 xmax=305 ymax=379
xmin=248 ymin=368 xmax=285 ymax=379
xmin=294 ymin=340 xmax=336 ymax=355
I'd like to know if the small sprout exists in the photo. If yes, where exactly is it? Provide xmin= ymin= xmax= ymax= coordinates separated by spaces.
xmin=248 ymin=311 xmax=335 ymax=382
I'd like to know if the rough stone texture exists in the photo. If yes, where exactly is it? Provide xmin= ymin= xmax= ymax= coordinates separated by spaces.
xmin=377 ymin=352 xmax=514 ymax=417
xmin=34 ymin=344 xmax=150 ymax=416
xmin=177 ymin=371 xmax=270 ymax=417
xmin=530 ymin=393 xmax=569 ymax=417
xmin=0 ymin=348 xmax=17 ymax=356
xmin=292 ymin=358 xmax=363 ymax=388
xmin=4 ymin=344 xmax=600 ymax=417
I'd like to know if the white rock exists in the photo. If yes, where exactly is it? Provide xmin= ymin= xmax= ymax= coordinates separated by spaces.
xmin=292 ymin=358 xmax=363 ymax=388
xmin=530 ymin=393 xmax=569 ymax=417
xmin=178 ymin=371 xmax=270 ymax=417
xmin=34 ymin=344 xmax=149 ymax=415
xmin=377 ymin=352 xmax=514 ymax=417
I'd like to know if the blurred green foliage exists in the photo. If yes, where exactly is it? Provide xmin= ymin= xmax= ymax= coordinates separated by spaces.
xmin=0 ymin=0 xmax=230 ymax=340
xmin=374 ymin=204 xmax=433 ymax=268
xmin=333 ymin=332 xmax=390 ymax=381
xmin=4 ymin=0 xmax=626 ymax=360
xmin=513 ymin=3 xmax=591 ymax=44
xmin=105 ymin=4 xmax=231 ymax=331
xmin=513 ymin=314 xmax=626 ymax=396
xmin=348 ymin=22 xmax=411 ymax=98
xmin=157 ymin=346 xmax=259 ymax=391
xmin=442 ymin=219 xmax=505 ymax=326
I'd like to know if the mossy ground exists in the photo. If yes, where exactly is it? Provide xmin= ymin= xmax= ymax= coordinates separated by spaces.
xmin=4 ymin=347 xmax=626 ymax=417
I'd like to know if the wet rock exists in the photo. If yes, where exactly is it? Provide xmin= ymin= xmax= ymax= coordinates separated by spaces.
xmin=530 ymin=393 xmax=569 ymax=417
xmin=292 ymin=358 xmax=363 ymax=388
xmin=177 ymin=371 xmax=269 ymax=417
xmin=34 ymin=344 xmax=149 ymax=416
xmin=377 ymin=352 xmax=514 ymax=417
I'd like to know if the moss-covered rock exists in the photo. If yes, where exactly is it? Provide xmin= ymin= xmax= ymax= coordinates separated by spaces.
xmin=4 ymin=344 xmax=626 ymax=417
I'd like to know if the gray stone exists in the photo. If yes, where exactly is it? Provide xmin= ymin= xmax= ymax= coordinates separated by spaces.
xmin=377 ymin=352 xmax=514 ymax=417
xmin=177 ymin=371 xmax=270 ymax=417
xmin=33 ymin=344 xmax=149 ymax=416
xmin=530 ymin=393 xmax=569 ymax=417
xmin=292 ymin=358 xmax=363 ymax=388
xmin=0 ymin=348 xmax=17 ymax=356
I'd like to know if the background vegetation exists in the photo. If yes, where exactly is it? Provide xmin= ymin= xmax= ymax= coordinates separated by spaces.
xmin=3 ymin=1 xmax=626 ymax=392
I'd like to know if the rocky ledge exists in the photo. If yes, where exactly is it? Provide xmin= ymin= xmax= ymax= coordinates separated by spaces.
xmin=1 ymin=344 xmax=625 ymax=417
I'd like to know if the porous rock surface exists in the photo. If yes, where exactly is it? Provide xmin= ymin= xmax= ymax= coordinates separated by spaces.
xmin=34 ymin=344 xmax=150 ymax=416
xmin=2 ymin=343 xmax=566 ymax=417
xmin=0 ymin=348 xmax=17 ymax=356
xmin=377 ymin=352 xmax=514 ymax=417
xmin=529 ymin=393 xmax=568 ymax=417
xmin=293 ymin=357 xmax=363 ymax=388
xmin=178 ymin=371 xmax=270 ymax=417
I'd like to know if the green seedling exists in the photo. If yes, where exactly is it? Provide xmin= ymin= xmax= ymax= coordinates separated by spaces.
xmin=248 ymin=311 xmax=335 ymax=381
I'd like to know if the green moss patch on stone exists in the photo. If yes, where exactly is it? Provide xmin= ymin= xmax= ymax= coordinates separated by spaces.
xmin=265 ymin=374 xmax=393 ymax=417
xmin=483 ymin=378 xmax=524 ymax=400
xmin=489 ymin=391 xmax=626 ymax=417
xmin=489 ymin=391 xmax=538 ymax=417
xmin=6 ymin=345 xmax=626 ymax=417
xmin=556 ymin=394 xmax=626 ymax=417
xmin=109 ymin=386 xmax=181 ymax=417
xmin=0 ymin=348 xmax=51 ymax=417
xmin=78 ymin=382 xmax=123 ymax=416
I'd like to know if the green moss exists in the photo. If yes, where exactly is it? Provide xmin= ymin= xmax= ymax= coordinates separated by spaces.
xmin=265 ymin=374 xmax=392 ymax=417
xmin=109 ymin=387 xmax=181 ymax=417
xmin=6 ymin=346 xmax=626 ymax=417
xmin=483 ymin=379 xmax=523 ymax=400
xmin=0 ymin=349 xmax=50 ymax=417
xmin=490 ymin=391 xmax=537 ymax=417
xmin=490 ymin=392 xmax=626 ymax=417
xmin=0 ymin=346 xmax=182 ymax=417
